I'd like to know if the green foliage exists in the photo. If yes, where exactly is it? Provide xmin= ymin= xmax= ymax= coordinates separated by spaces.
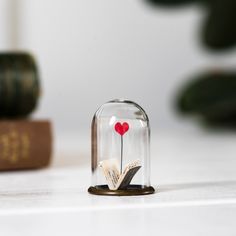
xmin=202 ymin=0 xmax=236 ymax=50
xmin=177 ymin=71 xmax=236 ymax=126
xmin=146 ymin=0 xmax=197 ymax=6
xmin=146 ymin=0 xmax=236 ymax=50
xmin=0 ymin=53 xmax=40 ymax=118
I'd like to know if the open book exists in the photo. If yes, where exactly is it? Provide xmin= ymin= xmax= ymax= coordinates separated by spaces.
xmin=99 ymin=159 xmax=141 ymax=190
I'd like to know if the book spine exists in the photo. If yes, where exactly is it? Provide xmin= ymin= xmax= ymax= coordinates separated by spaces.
xmin=0 ymin=121 xmax=52 ymax=171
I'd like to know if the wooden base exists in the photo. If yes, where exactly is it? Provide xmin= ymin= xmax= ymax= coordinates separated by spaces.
xmin=88 ymin=184 xmax=155 ymax=196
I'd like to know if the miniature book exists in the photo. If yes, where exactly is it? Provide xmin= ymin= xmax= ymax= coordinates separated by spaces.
xmin=99 ymin=159 xmax=141 ymax=190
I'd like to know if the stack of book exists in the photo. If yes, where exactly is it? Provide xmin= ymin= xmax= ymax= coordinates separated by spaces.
xmin=0 ymin=53 xmax=52 ymax=171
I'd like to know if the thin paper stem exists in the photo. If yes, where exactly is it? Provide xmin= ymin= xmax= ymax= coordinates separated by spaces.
xmin=120 ymin=135 xmax=123 ymax=174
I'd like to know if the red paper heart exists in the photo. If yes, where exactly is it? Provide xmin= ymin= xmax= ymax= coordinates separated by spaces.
xmin=115 ymin=122 xmax=129 ymax=136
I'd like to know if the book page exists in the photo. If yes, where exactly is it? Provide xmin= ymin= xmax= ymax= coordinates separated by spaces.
xmin=116 ymin=159 xmax=141 ymax=190
xmin=99 ymin=159 xmax=120 ymax=190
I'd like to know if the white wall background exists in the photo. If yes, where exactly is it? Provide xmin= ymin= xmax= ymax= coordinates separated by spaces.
xmin=0 ymin=0 xmax=235 ymax=136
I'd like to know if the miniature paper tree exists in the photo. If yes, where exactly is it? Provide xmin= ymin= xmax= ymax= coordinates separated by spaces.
xmin=114 ymin=122 xmax=129 ymax=174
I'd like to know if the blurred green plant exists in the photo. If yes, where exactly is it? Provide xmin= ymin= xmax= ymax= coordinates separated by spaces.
xmin=145 ymin=0 xmax=236 ymax=128
xmin=0 ymin=53 xmax=40 ymax=118
xmin=203 ymin=0 xmax=236 ymax=51
xmin=146 ymin=0 xmax=197 ymax=6
xmin=177 ymin=71 xmax=236 ymax=127
xmin=146 ymin=0 xmax=236 ymax=51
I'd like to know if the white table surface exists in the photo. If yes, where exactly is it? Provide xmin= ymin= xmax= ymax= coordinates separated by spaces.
xmin=0 ymin=131 xmax=236 ymax=236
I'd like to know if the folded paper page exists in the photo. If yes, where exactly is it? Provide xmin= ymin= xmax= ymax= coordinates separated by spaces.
xmin=99 ymin=159 xmax=141 ymax=190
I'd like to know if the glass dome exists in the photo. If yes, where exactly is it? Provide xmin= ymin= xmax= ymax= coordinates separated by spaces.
xmin=88 ymin=99 xmax=155 ymax=196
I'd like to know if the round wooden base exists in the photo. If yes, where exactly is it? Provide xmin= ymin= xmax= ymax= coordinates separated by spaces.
xmin=88 ymin=184 xmax=155 ymax=196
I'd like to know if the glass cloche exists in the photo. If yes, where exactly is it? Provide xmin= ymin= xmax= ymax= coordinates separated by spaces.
xmin=88 ymin=99 xmax=155 ymax=196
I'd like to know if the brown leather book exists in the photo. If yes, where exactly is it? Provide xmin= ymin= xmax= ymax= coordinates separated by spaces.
xmin=0 ymin=120 xmax=52 ymax=171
